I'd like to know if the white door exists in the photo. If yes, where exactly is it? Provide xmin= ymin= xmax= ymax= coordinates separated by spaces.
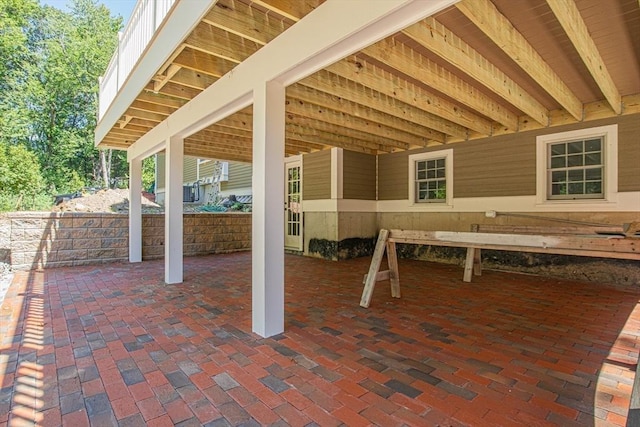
xmin=285 ymin=161 xmax=302 ymax=250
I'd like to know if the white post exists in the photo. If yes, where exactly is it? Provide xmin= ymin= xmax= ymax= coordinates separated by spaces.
xmin=129 ymin=157 xmax=142 ymax=263
xmin=252 ymin=81 xmax=285 ymax=338
xmin=165 ymin=135 xmax=183 ymax=284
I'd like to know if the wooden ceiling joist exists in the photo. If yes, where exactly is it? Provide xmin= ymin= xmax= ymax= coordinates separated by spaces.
xmin=287 ymin=84 xmax=446 ymax=141
xmin=172 ymin=47 xmax=237 ymax=78
xmin=327 ymin=57 xmax=490 ymax=135
xmin=546 ymin=0 xmax=622 ymax=115
xmin=203 ymin=0 xmax=289 ymax=45
xmin=361 ymin=37 xmax=519 ymax=130
xmin=166 ymin=68 xmax=219 ymax=91
xmin=185 ymin=23 xmax=260 ymax=64
xmin=404 ymin=18 xmax=550 ymax=127
xmin=456 ymin=0 xmax=583 ymax=121
xmin=98 ymin=0 xmax=638 ymax=162
xmin=286 ymin=100 xmax=435 ymax=147
xmin=299 ymin=72 xmax=468 ymax=139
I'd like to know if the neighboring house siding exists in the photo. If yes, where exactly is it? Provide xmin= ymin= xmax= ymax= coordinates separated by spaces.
xmin=343 ymin=150 xmax=376 ymax=200
xmin=303 ymin=150 xmax=331 ymax=200
xmin=221 ymin=162 xmax=252 ymax=192
xmin=156 ymin=154 xmax=199 ymax=189
xmin=198 ymin=160 xmax=216 ymax=179
xmin=378 ymin=114 xmax=640 ymax=200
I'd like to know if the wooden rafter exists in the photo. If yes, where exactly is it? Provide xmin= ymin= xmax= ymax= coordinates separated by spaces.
xmin=456 ymin=0 xmax=583 ymax=121
xmin=404 ymin=18 xmax=549 ymax=126
xmin=545 ymin=0 xmax=622 ymax=114
xmin=250 ymin=0 xmax=322 ymax=22
xmin=153 ymin=64 xmax=182 ymax=93
xmin=172 ymin=47 xmax=236 ymax=78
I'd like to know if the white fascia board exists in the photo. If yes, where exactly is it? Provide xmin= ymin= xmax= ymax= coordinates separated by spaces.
xmin=127 ymin=0 xmax=459 ymax=161
xmin=96 ymin=0 xmax=216 ymax=145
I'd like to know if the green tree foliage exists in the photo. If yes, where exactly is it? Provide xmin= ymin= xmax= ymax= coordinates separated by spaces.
xmin=0 ymin=0 xmax=123 ymax=210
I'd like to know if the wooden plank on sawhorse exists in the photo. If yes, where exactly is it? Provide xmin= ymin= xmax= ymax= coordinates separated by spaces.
xmin=360 ymin=229 xmax=401 ymax=308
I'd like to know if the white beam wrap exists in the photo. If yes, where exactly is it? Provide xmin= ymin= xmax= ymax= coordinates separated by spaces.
xmin=129 ymin=157 xmax=142 ymax=263
xmin=165 ymin=136 xmax=184 ymax=284
xmin=252 ymin=81 xmax=285 ymax=338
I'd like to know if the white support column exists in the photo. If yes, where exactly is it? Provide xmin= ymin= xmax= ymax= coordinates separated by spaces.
xmin=165 ymin=136 xmax=184 ymax=284
xmin=129 ymin=157 xmax=142 ymax=263
xmin=252 ymin=81 xmax=285 ymax=338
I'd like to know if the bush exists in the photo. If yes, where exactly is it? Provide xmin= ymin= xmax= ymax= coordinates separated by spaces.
xmin=0 ymin=192 xmax=52 ymax=212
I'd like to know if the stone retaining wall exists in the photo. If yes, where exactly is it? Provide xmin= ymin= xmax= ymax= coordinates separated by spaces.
xmin=0 ymin=212 xmax=251 ymax=270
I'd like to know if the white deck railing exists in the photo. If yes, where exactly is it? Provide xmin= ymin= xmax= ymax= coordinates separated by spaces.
xmin=98 ymin=0 xmax=176 ymax=120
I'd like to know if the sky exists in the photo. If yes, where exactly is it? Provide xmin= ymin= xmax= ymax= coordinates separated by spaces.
xmin=39 ymin=0 xmax=137 ymax=26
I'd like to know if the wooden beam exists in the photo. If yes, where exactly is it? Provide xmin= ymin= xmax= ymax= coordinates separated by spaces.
xmin=202 ymin=0 xmax=289 ymax=45
xmin=456 ymin=0 xmax=583 ymax=121
xmin=172 ymin=47 xmax=236 ymax=78
xmin=287 ymin=83 xmax=446 ymax=141
xmin=119 ymin=115 xmax=133 ymax=129
xmin=286 ymin=99 xmax=436 ymax=146
xmin=286 ymin=124 xmax=383 ymax=153
xmin=404 ymin=18 xmax=549 ymax=126
xmin=130 ymin=100 xmax=175 ymax=116
xmin=300 ymin=72 xmax=468 ymax=139
xmin=125 ymin=108 xmax=166 ymax=123
xmin=136 ymin=91 xmax=188 ymax=109
xmin=286 ymin=114 xmax=410 ymax=151
xmin=149 ymin=82 xmax=202 ymax=101
xmin=184 ymin=22 xmax=260 ymax=64
xmin=167 ymin=68 xmax=219 ymax=91
xmin=362 ymin=36 xmax=519 ymax=129
xmin=153 ymin=64 xmax=182 ymax=93
xmin=546 ymin=0 xmax=621 ymax=115
xmin=327 ymin=57 xmax=490 ymax=135
xmin=250 ymin=0 xmax=322 ymax=22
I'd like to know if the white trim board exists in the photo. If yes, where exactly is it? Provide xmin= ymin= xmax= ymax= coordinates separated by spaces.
xmin=302 ymin=192 xmax=640 ymax=213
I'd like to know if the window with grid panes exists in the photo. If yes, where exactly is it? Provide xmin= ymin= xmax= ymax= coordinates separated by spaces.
xmin=415 ymin=157 xmax=446 ymax=203
xmin=548 ymin=137 xmax=603 ymax=199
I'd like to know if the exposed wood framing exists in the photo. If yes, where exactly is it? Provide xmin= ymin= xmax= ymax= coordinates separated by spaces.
xmin=97 ymin=0 xmax=639 ymax=162
xmin=546 ymin=0 xmax=622 ymax=114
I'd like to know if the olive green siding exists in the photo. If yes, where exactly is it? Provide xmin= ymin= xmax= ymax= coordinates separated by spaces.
xmin=342 ymin=150 xmax=376 ymax=200
xmin=155 ymin=155 xmax=199 ymax=189
xmin=156 ymin=154 xmax=165 ymax=189
xmin=221 ymin=162 xmax=252 ymax=192
xmin=378 ymin=114 xmax=640 ymax=200
xmin=198 ymin=160 xmax=217 ymax=178
xmin=183 ymin=156 xmax=198 ymax=183
xmin=303 ymin=150 xmax=331 ymax=200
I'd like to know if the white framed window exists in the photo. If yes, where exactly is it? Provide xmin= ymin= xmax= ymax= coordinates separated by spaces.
xmin=408 ymin=149 xmax=453 ymax=207
xmin=536 ymin=124 xmax=617 ymax=204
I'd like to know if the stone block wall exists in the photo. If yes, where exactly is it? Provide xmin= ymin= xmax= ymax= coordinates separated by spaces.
xmin=1 ymin=212 xmax=251 ymax=270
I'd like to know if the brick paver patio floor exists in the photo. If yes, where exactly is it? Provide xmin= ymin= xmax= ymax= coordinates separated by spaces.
xmin=1 ymin=252 xmax=639 ymax=426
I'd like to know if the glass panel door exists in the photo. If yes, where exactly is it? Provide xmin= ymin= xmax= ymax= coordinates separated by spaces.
xmin=285 ymin=162 xmax=302 ymax=250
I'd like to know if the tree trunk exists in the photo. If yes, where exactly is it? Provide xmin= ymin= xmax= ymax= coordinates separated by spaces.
xmin=100 ymin=149 xmax=110 ymax=188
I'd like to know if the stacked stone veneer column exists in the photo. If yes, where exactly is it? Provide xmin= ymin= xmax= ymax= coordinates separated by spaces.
xmin=1 ymin=212 xmax=251 ymax=270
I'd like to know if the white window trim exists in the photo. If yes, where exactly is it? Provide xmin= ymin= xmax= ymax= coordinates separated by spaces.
xmin=536 ymin=124 xmax=618 ymax=207
xmin=408 ymin=149 xmax=453 ymax=208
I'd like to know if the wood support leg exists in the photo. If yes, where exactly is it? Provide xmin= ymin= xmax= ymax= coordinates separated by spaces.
xmin=360 ymin=229 xmax=389 ymax=308
xmin=463 ymin=247 xmax=476 ymax=282
xmin=387 ymin=241 xmax=400 ymax=298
